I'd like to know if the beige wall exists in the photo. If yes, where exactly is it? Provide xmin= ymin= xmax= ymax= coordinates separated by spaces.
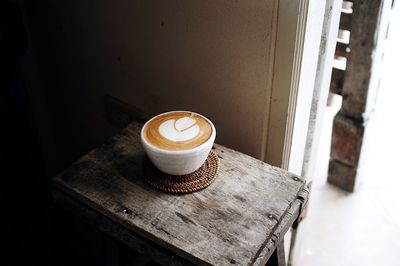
xmin=23 ymin=0 xmax=277 ymax=172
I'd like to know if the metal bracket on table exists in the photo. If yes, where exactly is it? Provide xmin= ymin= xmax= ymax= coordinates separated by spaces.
xmin=293 ymin=186 xmax=310 ymax=229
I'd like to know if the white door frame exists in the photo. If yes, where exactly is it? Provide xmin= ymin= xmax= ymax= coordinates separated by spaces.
xmin=262 ymin=0 xmax=325 ymax=174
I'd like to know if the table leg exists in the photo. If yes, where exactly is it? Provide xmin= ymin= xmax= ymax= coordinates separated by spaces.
xmin=266 ymin=239 xmax=286 ymax=266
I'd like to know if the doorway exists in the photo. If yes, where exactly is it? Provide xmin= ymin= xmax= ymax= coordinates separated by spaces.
xmin=295 ymin=2 xmax=400 ymax=265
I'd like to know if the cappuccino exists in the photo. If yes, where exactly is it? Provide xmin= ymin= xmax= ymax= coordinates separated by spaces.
xmin=143 ymin=111 xmax=213 ymax=151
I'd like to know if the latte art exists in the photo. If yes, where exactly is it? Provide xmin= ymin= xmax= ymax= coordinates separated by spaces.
xmin=159 ymin=117 xmax=200 ymax=142
xmin=143 ymin=111 xmax=212 ymax=151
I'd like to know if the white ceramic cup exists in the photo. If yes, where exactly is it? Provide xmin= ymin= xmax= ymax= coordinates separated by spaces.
xmin=141 ymin=111 xmax=216 ymax=175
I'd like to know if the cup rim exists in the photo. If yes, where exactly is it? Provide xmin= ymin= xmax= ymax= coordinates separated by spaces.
xmin=141 ymin=110 xmax=216 ymax=155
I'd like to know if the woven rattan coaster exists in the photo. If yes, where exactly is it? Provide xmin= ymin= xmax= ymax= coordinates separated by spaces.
xmin=144 ymin=151 xmax=220 ymax=194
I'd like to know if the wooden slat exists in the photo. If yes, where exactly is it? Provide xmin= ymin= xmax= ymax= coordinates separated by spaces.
xmin=54 ymin=185 xmax=308 ymax=266
xmin=333 ymin=56 xmax=347 ymax=71
xmin=53 ymin=122 xmax=305 ymax=266
xmin=341 ymin=1 xmax=353 ymax=14
xmin=53 ymin=189 xmax=193 ymax=266
xmin=337 ymin=29 xmax=351 ymax=44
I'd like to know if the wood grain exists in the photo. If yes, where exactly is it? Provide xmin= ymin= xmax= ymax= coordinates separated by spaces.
xmin=53 ymin=122 xmax=306 ymax=266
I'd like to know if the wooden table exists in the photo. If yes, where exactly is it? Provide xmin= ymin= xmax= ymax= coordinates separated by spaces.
xmin=53 ymin=122 xmax=309 ymax=266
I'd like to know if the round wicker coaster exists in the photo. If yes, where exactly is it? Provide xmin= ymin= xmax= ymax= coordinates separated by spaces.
xmin=144 ymin=151 xmax=220 ymax=194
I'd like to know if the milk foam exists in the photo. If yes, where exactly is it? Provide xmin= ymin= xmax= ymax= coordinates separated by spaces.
xmin=158 ymin=117 xmax=200 ymax=142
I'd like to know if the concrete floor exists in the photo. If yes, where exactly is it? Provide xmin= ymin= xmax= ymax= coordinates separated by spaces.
xmin=293 ymin=4 xmax=400 ymax=266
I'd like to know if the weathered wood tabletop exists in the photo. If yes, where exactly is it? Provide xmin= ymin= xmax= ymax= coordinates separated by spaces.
xmin=53 ymin=122 xmax=308 ymax=266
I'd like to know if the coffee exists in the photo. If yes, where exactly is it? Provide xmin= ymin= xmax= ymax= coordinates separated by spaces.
xmin=143 ymin=111 xmax=213 ymax=151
